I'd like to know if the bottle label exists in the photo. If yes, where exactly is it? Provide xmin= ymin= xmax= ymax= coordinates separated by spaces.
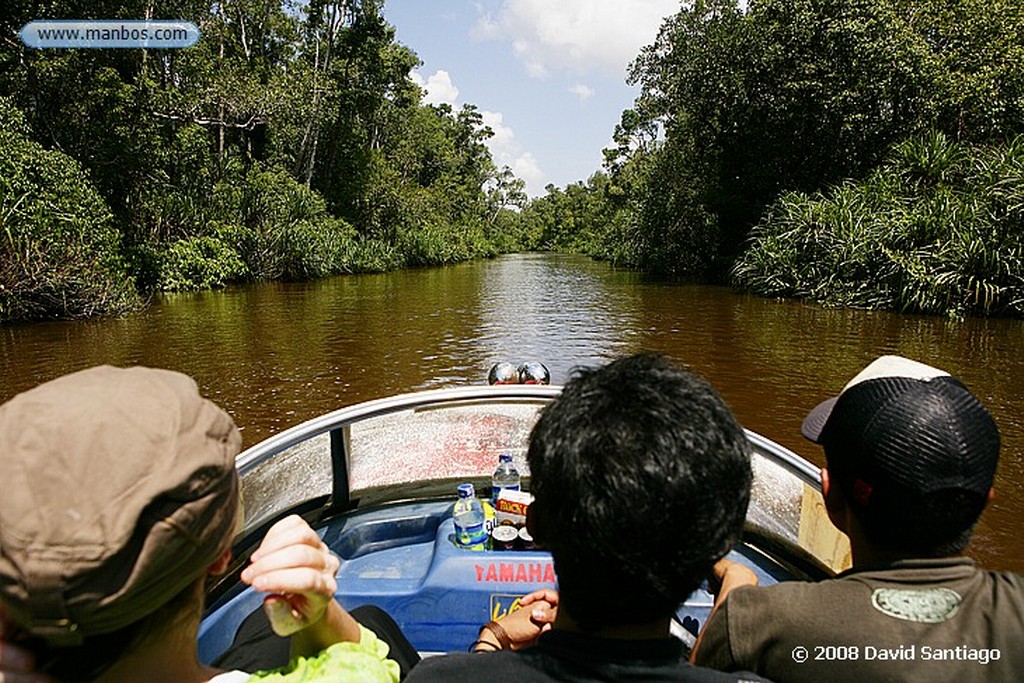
xmin=492 ymin=483 xmax=521 ymax=501
xmin=456 ymin=520 xmax=488 ymax=550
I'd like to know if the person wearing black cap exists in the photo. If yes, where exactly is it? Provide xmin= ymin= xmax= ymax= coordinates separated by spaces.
xmin=692 ymin=355 xmax=1024 ymax=682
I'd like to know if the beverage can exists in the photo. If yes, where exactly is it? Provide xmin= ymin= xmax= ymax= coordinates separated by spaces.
xmin=491 ymin=525 xmax=518 ymax=550
xmin=517 ymin=526 xmax=536 ymax=550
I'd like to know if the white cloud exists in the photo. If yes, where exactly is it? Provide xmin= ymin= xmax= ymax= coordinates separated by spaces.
xmin=569 ymin=83 xmax=595 ymax=100
xmin=411 ymin=69 xmax=459 ymax=106
xmin=481 ymin=110 xmax=516 ymax=159
xmin=470 ymin=10 xmax=501 ymax=40
xmin=481 ymin=110 xmax=547 ymax=195
xmin=472 ymin=0 xmax=678 ymax=79
xmin=512 ymin=153 xmax=545 ymax=193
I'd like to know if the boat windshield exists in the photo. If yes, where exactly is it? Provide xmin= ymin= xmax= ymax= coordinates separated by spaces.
xmin=233 ymin=386 xmax=850 ymax=575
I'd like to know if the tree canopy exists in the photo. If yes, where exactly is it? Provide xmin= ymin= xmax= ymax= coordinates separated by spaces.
xmin=526 ymin=0 xmax=1024 ymax=316
xmin=0 ymin=0 xmax=527 ymax=322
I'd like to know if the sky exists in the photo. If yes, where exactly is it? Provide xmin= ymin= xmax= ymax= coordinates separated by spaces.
xmin=382 ymin=1 xmax=681 ymax=197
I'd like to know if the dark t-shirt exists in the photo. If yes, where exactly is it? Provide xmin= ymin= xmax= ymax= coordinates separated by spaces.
xmin=406 ymin=629 xmax=768 ymax=682
xmin=694 ymin=557 xmax=1024 ymax=683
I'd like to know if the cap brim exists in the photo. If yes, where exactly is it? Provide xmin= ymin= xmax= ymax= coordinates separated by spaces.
xmin=801 ymin=396 xmax=838 ymax=443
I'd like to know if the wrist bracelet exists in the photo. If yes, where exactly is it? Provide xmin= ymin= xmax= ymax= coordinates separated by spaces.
xmin=468 ymin=639 xmax=500 ymax=653
xmin=481 ymin=619 xmax=513 ymax=650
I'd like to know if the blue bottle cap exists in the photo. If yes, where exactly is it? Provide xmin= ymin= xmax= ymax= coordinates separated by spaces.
xmin=499 ymin=453 xmax=512 ymax=463
xmin=457 ymin=483 xmax=475 ymax=498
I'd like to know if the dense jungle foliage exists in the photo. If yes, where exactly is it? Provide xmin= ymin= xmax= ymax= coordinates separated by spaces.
xmin=734 ymin=133 xmax=1024 ymax=317
xmin=0 ymin=1 xmax=528 ymax=322
xmin=5 ymin=0 xmax=1023 ymax=322
xmin=528 ymin=0 xmax=1024 ymax=318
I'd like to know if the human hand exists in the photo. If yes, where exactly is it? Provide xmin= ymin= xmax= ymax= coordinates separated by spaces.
xmin=240 ymin=515 xmax=342 ymax=637
xmin=0 ymin=644 xmax=49 ymax=683
xmin=708 ymin=558 xmax=757 ymax=596
xmin=484 ymin=589 xmax=559 ymax=651
xmin=690 ymin=559 xmax=758 ymax=663
xmin=517 ymin=587 xmax=559 ymax=632
xmin=0 ymin=607 xmax=52 ymax=683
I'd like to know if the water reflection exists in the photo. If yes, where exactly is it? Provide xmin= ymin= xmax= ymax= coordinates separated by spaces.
xmin=1 ymin=253 xmax=1021 ymax=571
xmin=475 ymin=253 xmax=639 ymax=380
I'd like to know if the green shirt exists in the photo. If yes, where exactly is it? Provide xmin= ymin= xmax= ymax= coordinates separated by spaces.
xmin=247 ymin=625 xmax=401 ymax=683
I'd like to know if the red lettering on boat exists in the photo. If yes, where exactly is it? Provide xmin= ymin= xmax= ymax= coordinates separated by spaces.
xmin=474 ymin=562 xmax=556 ymax=583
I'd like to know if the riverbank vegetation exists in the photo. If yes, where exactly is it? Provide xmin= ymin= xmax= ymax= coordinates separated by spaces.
xmin=734 ymin=133 xmax=1024 ymax=317
xmin=526 ymin=0 xmax=1024 ymax=317
xmin=0 ymin=1 xmax=527 ymax=323
xmin=6 ymin=1 xmax=1023 ymax=323
xmin=0 ymin=100 xmax=139 ymax=320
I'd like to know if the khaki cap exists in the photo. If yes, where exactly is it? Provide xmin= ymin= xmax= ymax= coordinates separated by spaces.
xmin=0 ymin=366 xmax=241 ymax=645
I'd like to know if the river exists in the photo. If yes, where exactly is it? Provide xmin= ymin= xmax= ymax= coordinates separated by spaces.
xmin=2 ymin=253 xmax=1021 ymax=571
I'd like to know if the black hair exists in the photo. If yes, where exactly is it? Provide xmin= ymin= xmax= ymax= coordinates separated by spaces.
xmin=527 ymin=353 xmax=751 ymax=630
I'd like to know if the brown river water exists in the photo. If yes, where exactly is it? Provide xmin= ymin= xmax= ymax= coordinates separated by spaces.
xmin=1 ymin=253 xmax=1022 ymax=571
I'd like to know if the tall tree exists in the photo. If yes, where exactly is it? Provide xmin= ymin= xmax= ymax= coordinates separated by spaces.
xmin=621 ymin=0 xmax=1024 ymax=277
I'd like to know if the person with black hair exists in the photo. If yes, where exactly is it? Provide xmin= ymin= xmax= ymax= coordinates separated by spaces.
xmin=406 ymin=353 xmax=767 ymax=682
xmin=692 ymin=355 xmax=1024 ymax=682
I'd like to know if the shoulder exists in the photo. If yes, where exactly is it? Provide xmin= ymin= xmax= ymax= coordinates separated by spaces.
xmin=405 ymin=652 xmax=534 ymax=683
xmin=721 ymin=576 xmax=880 ymax=636
xmin=695 ymin=580 xmax=845 ymax=670
xmin=406 ymin=650 xmax=767 ymax=683
xmin=720 ymin=580 xmax=839 ymax=616
xmin=985 ymin=569 xmax=1024 ymax=590
xmin=980 ymin=569 xmax=1024 ymax=613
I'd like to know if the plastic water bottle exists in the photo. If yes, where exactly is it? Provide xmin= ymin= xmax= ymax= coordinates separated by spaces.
xmin=491 ymin=453 xmax=521 ymax=503
xmin=453 ymin=483 xmax=488 ymax=550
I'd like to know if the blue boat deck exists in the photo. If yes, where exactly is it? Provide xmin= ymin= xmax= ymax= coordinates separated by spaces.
xmin=200 ymin=499 xmax=801 ymax=661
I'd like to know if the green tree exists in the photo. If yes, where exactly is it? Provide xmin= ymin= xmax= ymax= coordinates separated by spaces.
xmin=0 ymin=0 xmax=529 ymax=318
xmin=620 ymin=0 xmax=1024 ymax=278
xmin=733 ymin=132 xmax=1024 ymax=318
xmin=0 ymin=98 xmax=138 ymax=321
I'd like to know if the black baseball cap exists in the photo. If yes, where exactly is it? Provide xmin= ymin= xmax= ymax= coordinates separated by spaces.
xmin=802 ymin=355 xmax=999 ymax=508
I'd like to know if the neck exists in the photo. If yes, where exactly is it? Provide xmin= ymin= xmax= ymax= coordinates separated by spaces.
xmin=92 ymin=599 xmax=221 ymax=683
xmin=845 ymin=517 xmax=957 ymax=568
xmin=851 ymin=542 xmax=909 ymax=568
xmin=552 ymin=611 xmax=671 ymax=640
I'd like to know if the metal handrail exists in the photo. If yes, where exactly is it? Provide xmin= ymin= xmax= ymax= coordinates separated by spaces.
xmin=745 ymin=430 xmax=822 ymax=487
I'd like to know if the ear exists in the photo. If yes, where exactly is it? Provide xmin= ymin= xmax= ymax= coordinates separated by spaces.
xmin=820 ymin=467 xmax=848 ymax=533
xmin=208 ymin=547 xmax=232 ymax=576
xmin=986 ymin=487 xmax=995 ymax=505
